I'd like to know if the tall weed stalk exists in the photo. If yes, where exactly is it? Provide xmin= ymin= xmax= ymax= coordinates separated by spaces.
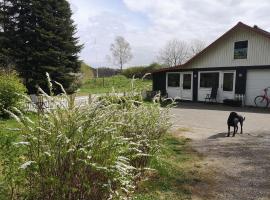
xmin=0 ymin=75 xmax=170 ymax=200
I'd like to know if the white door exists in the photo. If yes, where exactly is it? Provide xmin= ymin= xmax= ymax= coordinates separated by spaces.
xmin=246 ymin=69 xmax=270 ymax=106
xmin=220 ymin=71 xmax=236 ymax=101
xmin=166 ymin=72 xmax=193 ymax=100
xmin=181 ymin=72 xmax=193 ymax=100
xmin=167 ymin=73 xmax=181 ymax=99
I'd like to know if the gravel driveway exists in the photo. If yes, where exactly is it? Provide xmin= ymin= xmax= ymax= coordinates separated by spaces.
xmin=170 ymin=103 xmax=270 ymax=200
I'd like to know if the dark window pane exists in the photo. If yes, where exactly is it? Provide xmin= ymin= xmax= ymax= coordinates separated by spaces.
xmin=200 ymin=73 xmax=219 ymax=88
xmin=168 ymin=73 xmax=180 ymax=87
xmin=234 ymin=41 xmax=248 ymax=49
xmin=223 ymin=73 xmax=234 ymax=91
xmin=234 ymin=41 xmax=248 ymax=59
xmin=183 ymin=74 xmax=191 ymax=89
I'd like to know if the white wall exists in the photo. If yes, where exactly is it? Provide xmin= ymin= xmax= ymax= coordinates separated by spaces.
xmin=185 ymin=27 xmax=270 ymax=69
xmin=245 ymin=69 xmax=270 ymax=106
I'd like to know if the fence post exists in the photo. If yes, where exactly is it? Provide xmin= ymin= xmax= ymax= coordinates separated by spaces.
xmin=88 ymin=94 xmax=92 ymax=105
xmin=69 ymin=94 xmax=75 ymax=108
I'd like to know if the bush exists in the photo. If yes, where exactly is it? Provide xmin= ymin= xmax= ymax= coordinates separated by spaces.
xmin=122 ymin=63 xmax=162 ymax=79
xmin=0 ymin=72 xmax=26 ymax=118
xmin=0 ymin=79 xmax=170 ymax=199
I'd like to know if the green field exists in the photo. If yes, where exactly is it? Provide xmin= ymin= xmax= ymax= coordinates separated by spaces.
xmin=78 ymin=75 xmax=152 ymax=95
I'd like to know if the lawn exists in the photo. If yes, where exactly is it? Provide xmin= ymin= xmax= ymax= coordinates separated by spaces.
xmin=133 ymin=134 xmax=204 ymax=200
xmin=78 ymin=75 xmax=152 ymax=95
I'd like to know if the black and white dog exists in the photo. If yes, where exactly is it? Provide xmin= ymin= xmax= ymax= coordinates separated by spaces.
xmin=227 ymin=112 xmax=245 ymax=137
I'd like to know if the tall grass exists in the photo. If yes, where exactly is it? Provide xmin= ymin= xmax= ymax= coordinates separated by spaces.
xmin=0 ymin=77 xmax=170 ymax=200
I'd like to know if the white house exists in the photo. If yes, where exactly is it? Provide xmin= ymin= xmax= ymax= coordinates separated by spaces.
xmin=152 ymin=22 xmax=270 ymax=106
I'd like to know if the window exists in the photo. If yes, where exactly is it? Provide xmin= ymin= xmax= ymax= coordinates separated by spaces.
xmin=200 ymin=72 xmax=219 ymax=88
xmin=234 ymin=41 xmax=248 ymax=59
xmin=183 ymin=74 xmax=191 ymax=89
xmin=167 ymin=73 xmax=180 ymax=87
xmin=223 ymin=73 xmax=234 ymax=91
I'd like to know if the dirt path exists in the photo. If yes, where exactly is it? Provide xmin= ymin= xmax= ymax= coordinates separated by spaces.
xmin=170 ymin=104 xmax=270 ymax=200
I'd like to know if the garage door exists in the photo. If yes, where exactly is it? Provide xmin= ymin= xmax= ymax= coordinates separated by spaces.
xmin=245 ymin=69 xmax=270 ymax=106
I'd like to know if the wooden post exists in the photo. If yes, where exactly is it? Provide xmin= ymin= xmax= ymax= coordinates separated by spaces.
xmin=88 ymin=94 xmax=92 ymax=105
xmin=69 ymin=94 xmax=75 ymax=108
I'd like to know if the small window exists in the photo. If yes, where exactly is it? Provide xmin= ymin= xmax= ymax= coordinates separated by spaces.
xmin=183 ymin=74 xmax=191 ymax=89
xmin=223 ymin=73 xmax=234 ymax=91
xmin=200 ymin=72 xmax=219 ymax=88
xmin=234 ymin=41 xmax=248 ymax=59
xmin=167 ymin=73 xmax=180 ymax=87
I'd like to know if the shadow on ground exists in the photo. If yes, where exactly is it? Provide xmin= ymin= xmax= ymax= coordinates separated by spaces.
xmin=208 ymin=132 xmax=227 ymax=139
xmin=174 ymin=102 xmax=270 ymax=114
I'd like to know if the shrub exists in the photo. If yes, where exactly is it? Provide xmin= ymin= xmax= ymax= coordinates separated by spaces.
xmin=121 ymin=63 xmax=162 ymax=79
xmin=0 ymin=78 xmax=170 ymax=199
xmin=0 ymin=72 xmax=26 ymax=118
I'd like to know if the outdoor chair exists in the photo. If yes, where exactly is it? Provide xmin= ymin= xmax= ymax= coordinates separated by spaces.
xmin=30 ymin=95 xmax=48 ymax=112
xmin=205 ymin=87 xmax=218 ymax=103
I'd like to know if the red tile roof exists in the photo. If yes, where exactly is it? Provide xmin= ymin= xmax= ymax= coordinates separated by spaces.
xmin=153 ymin=22 xmax=270 ymax=73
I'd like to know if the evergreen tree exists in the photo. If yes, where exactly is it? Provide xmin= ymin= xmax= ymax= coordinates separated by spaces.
xmin=7 ymin=0 xmax=82 ymax=93
xmin=0 ymin=0 xmax=16 ymax=70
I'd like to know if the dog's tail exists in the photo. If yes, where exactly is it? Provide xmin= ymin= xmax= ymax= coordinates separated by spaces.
xmin=243 ymin=117 xmax=246 ymax=121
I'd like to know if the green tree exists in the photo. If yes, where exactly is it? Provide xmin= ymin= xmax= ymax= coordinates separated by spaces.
xmin=0 ymin=71 xmax=26 ymax=118
xmin=2 ymin=0 xmax=82 ymax=94
xmin=0 ymin=0 xmax=16 ymax=71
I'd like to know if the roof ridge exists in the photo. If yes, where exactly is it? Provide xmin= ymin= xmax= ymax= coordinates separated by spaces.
xmin=153 ymin=22 xmax=270 ymax=73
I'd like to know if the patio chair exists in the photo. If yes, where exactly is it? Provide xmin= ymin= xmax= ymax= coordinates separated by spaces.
xmin=30 ymin=95 xmax=48 ymax=112
xmin=205 ymin=86 xmax=218 ymax=103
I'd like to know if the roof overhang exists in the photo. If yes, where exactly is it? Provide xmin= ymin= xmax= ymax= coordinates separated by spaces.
xmin=153 ymin=22 xmax=270 ymax=74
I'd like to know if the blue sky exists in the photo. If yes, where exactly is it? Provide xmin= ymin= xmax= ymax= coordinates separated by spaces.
xmin=68 ymin=0 xmax=270 ymax=68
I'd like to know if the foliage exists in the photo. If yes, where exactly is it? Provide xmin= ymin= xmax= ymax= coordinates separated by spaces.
xmin=0 ymin=72 xmax=26 ymax=118
xmin=0 ymin=0 xmax=82 ymax=94
xmin=121 ymin=63 xmax=162 ymax=79
xmin=0 ymin=77 xmax=170 ymax=199
xmin=93 ymin=67 xmax=120 ymax=78
xmin=133 ymin=135 xmax=203 ymax=200
xmin=0 ymin=114 xmax=36 ymax=200
xmin=79 ymin=75 xmax=152 ymax=95
xmin=0 ymin=0 xmax=16 ymax=70
xmin=110 ymin=36 xmax=133 ymax=71
xmin=80 ymin=62 xmax=94 ymax=84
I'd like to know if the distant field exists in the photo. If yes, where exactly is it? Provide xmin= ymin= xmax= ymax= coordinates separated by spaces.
xmin=78 ymin=75 xmax=152 ymax=95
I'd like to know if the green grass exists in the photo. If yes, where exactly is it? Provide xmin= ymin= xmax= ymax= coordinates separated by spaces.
xmin=133 ymin=135 xmax=203 ymax=200
xmin=0 ymin=113 xmax=37 ymax=132
xmin=78 ymin=75 xmax=152 ymax=95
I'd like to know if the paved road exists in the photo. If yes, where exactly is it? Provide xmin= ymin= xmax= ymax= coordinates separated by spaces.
xmin=170 ymin=103 xmax=270 ymax=200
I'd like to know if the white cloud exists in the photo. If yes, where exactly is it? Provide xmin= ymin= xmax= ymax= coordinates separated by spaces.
xmin=68 ymin=0 xmax=270 ymax=68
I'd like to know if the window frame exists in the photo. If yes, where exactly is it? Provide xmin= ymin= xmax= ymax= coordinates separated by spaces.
xmin=223 ymin=72 xmax=234 ymax=92
xmin=199 ymin=71 xmax=220 ymax=89
xmin=167 ymin=72 xmax=180 ymax=88
xmin=234 ymin=40 xmax=248 ymax=60
xmin=183 ymin=73 xmax=192 ymax=90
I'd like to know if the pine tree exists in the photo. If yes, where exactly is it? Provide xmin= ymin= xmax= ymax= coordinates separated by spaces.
xmin=0 ymin=0 xmax=16 ymax=71
xmin=11 ymin=0 xmax=82 ymax=93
